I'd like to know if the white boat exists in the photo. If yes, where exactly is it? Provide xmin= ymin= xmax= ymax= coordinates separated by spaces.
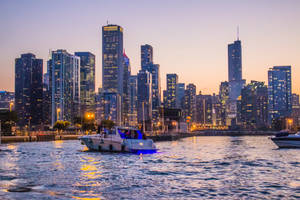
xmin=270 ymin=131 xmax=300 ymax=148
xmin=79 ymin=126 xmax=157 ymax=154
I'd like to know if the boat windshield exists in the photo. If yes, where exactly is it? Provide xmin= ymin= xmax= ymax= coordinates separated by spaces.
xmin=118 ymin=128 xmax=146 ymax=140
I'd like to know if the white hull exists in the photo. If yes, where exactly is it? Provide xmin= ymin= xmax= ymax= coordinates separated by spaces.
xmin=79 ymin=127 xmax=157 ymax=154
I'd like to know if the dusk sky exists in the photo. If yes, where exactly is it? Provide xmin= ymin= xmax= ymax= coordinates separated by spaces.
xmin=0 ymin=0 xmax=299 ymax=94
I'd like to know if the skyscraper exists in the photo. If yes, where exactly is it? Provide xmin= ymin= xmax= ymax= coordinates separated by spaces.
xmin=75 ymin=52 xmax=95 ymax=116
xmin=15 ymin=53 xmax=43 ymax=129
xmin=166 ymin=74 xmax=178 ymax=108
xmin=48 ymin=50 xmax=80 ymax=126
xmin=176 ymin=83 xmax=185 ymax=109
xmin=102 ymin=24 xmax=124 ymax=94
xmin=128 ymin=75 xmax=138 ymax=127
xmin=122 ymin=51 xmax=131 ymax=125
xmin=219 ymin=81 xmax=229 ymax=125
xmin=196 ymin=94 xmax=213 ymax=125
xmin=137 ymin=70 xmax=152 ymax=130
xmin=183 ymin=83 xmax=196 ymax=122
xmin=268 ymin=66 xmax=292 ymax=122
xmin=141 ymin=44 xmax=161 ymax=122
xmin=141 ymin=44 xmax=153 ymax=70
xmin=239 ymin=81 xmax=268 ymax=129
xmin=227 ymin=39 xmax=245 ymax=125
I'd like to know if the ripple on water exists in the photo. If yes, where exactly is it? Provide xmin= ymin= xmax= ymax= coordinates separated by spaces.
xmin=0 ymin=137 xmax=300 ymax=199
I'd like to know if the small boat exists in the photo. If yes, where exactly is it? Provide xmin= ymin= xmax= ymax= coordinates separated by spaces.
xmin=79 ymin=126 xmax=157 ymax=154
xmin=270 ymin=130 xmax=300 ymax=148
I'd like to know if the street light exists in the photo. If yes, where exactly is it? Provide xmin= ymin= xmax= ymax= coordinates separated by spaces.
xmin=9 ymin=102 xmax=14 ymax=112
xmin=56 ymin=108 xmax=61 ymax=121
xmin=286 ymin=118 xmax=293 ymax=130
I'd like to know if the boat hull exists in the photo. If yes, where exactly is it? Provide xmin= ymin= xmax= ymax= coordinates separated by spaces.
xmin=271 ymin=137 xmax=300 ymax=148
xmin=79 ymin=135 xmax=157 ymax=153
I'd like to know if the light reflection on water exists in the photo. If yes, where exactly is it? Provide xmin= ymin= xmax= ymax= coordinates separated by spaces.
xmin=0 ymin=136 xmax=299 ymax=199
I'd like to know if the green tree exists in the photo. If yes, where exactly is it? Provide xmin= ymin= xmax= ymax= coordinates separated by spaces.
xmin=0 ymin=110 xmax=18 ymax=136
xmin=100 ymin=120 xmax=115 ymax=129
xmin=53 ymin=120 xmax=70 ymax=132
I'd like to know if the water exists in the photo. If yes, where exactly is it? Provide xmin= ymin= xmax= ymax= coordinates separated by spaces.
xmin=0 ymin=136 xmax=300 ymax=200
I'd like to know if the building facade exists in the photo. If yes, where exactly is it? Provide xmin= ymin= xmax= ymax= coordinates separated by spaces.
xmin=128 ymin=75 xmax=138 ymax=127
xmin=15 ymin=53 xmax=43 ymax=129
xmin=219 ymin=81 xmax=229 ymax=125
xmin=239 ymin=81 xmax=268 ymax=129
xmin=102 ymin=24 xmax=124 ymax=94
xmin=166 ymin=74 xmax=178 ymax=109
xmin=48 ymin=50 xmax=80 ymax=126
xmin=176 ymin=83 xmax=185 ymax=109
xmin=228 ymin=39 xmax=245 ymax=125
xmin=268 ymin=66 xmax=292 ymax=123
xmin=0 ymin=91 xmax=14 ymax=110
xmin=137 ymin=70 xmax=152 ymax=130
xmin=141 ymin=44 xmax=161 ymax=122
xmin=183 ymin=84 xmax=196 ymax=122
xmin=75 ymin=52 xmax=96 ymax=116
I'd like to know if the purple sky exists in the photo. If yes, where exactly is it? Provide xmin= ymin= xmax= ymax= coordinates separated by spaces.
xmin=0 ymin=0 xmax=299 ymax=94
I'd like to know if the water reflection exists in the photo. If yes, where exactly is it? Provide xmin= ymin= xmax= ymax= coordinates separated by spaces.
xmin=0 ymin=137 xmax=299 ymax=199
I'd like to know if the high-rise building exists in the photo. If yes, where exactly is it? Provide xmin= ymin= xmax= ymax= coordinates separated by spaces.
xmin=75 ymin=52 xmax=96 ymax=116
xmin=137 ymin=70 xmax=152 ymax=130
xmin=291 ymin=93 xmax=300 ymax=127
xmin=268 ymin=66 xmax=292 ymax=122
xmin=141 ymin=44 xmax=153 ymax=70
xmin=219 ymin=81 xmax=229 ymax=125
xmin=141 ymin=44 xmax=161 ymax=122
xmin=48 ymin=50 xmax=80 ymax=126
xmin=196 ymin=94 xmax=213 ymax=125
xmin=183 ymin=83 xmax=196 ymax=122
xmin=176 ymin=83 xmax=185 ymax=109
xmin=292 ymin=93 xmax=299 ymax=109
xmin=0 ymin=91 xmax=14 ymax=110
xmin=227 ymin=39 xmax=245 ymax=124
xmin=122 ymin=51 xmax=131 ymax=125
xmin=42 ymin=72 xmax=51 ymax=127
xmin=128 ymin=75 xmax=138 ymax=127
xmin=102 ymin=24 xmax=124 ymax=94
xmin=166 ymin=74 xmax=178 ymax=108
xmin=15 ymin=53 xmax=43 ymax=129
xmin=163 ymin=90 xmax=167 ymax=107
xmin=239 ymin=81 xmax=268 ymax=129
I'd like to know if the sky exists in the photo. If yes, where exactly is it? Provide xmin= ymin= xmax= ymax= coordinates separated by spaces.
xmin=0 ymin=0 xmax=299 ymax=95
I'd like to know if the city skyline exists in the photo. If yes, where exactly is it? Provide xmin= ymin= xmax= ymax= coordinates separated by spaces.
xmin=1 ymin=0 xmax=300 ymax=95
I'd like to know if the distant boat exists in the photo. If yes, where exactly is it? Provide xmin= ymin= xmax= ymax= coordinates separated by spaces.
xmin=79 ymin=126 xmax=157 ymax=154
xmin=270 ymin=130 xmax=300 ymax=148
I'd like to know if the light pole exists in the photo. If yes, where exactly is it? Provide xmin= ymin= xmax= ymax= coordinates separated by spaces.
xmin=0 ymin=120 xmax=2 ymax=145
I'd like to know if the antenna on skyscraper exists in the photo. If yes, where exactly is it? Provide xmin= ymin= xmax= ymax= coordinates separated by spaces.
xmin=237 ymin=25 xmax=239 ymax=40
xmin=107 ymin=20 xmax=109 ymax=25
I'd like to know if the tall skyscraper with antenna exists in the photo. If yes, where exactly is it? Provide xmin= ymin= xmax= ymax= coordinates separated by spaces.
xmin=227 ymin=29 xmax=245 ymax=124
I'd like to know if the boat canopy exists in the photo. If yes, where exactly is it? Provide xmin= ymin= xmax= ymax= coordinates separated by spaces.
xmin=117 ymin=128 xmax=146 ymax=140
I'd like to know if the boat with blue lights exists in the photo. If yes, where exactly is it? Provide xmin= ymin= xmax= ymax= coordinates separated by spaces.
xmin=79 ymin=126 xmax=157 ymax=154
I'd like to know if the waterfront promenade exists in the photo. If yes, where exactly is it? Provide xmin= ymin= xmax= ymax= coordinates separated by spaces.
xmin=1 ymin=130 xmax=276 ymax=144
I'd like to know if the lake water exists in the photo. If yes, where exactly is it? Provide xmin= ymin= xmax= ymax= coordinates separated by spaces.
xmin=0 ymin=136 xmax=300 ymax=199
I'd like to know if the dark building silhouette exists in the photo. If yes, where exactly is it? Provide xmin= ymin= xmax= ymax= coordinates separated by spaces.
xmin=15 ymin=53 xmax=43 ymax=129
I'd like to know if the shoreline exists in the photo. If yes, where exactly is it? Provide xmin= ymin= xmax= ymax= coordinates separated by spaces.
xmin=0 ymin=131 xmax=277 ymax=144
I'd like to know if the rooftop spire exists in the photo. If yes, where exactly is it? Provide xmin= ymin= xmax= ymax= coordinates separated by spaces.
xmin=237 ymin=25 xmax=239 ymax=40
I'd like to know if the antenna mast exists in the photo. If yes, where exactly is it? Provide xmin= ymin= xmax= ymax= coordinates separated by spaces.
xmin=237 ymin=26 xmax=239 ymax=40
